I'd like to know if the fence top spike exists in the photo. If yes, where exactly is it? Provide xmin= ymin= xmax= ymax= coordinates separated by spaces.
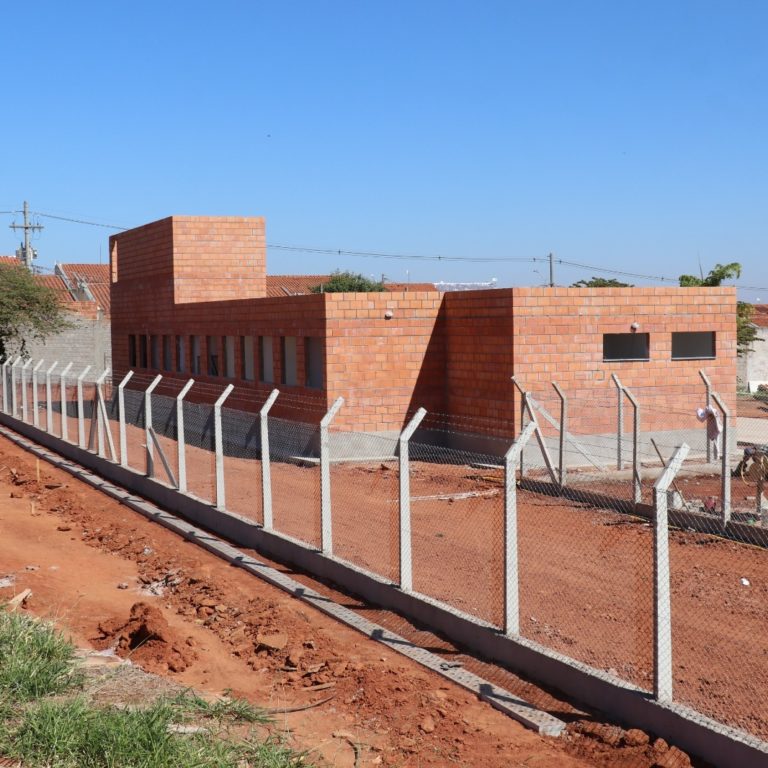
xmin=260 ymin=388 xmax=280 ymax=415
xmin=177 ymin=379 xmax=195 ymax=401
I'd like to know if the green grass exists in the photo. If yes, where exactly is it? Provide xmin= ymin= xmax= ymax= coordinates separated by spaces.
xmin=0 ymin=697 xmax=308 ymax=768
xmin=0 ymin=610 xmax=84 ymax=701
xmin=0 ymin=610 xmax=314 ymax=767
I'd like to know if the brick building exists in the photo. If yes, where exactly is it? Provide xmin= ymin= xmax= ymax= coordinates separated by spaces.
xmin=109 ymin=216 xmax=737 ymax=438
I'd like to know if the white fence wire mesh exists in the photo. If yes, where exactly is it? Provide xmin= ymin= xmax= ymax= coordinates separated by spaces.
xmin=1 ymin=359 xmax=767 ymax=744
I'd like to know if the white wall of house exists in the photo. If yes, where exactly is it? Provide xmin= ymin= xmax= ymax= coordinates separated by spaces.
xmin=740 ymin=326 xmax=768 ymax=391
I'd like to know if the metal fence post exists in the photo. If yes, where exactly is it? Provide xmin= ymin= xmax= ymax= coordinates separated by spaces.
xmin=623 ymin=385 xmax=642 ymax=505
xmin=504 ymin=421 xmax=537 ymax=635
xmin=611 ymin=373 xmax=624 ymax=469
xmin=552 ymin=381 xmax=567 ymax=487
xmin=699 ymin=369 xmax=713 ymax=463
xmin=117 ymin=371 xmax=134 ymax=467
xmin=175 ymin=379 xmax=195 ymax=494
xmin=653 ymin=442 xmax=690 ymax=704
xmin=319 ymin=397 xmax=344 ymax=555
xmin=710 ymin=390 xmax=731 ymax=526
xmin=76 ymin=365 xmax=92 ymax=448
xmin=94 ymin=368 xmax=112 ymax=458
xmin=1 ymin=356 xmax=8 ymax=413
xmin=214 ymin=383 xmax=235 ymax=511
xmin=399 ymin=407 xmax=427 ymax=591
xmin=58 ymin=363 xmax=73 ymax=440
xmin=260 ymin=389 xmax=280 ymax=529
xmin=21 ymin=359 xmax=33 ymax=422
xmin=144 ymin=375 xmax=163 ymax=478
xmin=31 ymin=360 xmax=44 ymax=427
xmin=45 ymin=361 xmax=58 ymax=433
xmin=11 ymin=357 xmax=22 ymax=418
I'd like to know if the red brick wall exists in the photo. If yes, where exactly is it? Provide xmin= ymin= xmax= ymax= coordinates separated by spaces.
xmin=442 ymin=290 xmax=516 ymax=431
xmin=509 ymin=287 xmax=737 ymax=433
xmin=110 ymin=217 xmax=737 ymax=438
xmin=324 ymin=291 xmax=445 ymax=432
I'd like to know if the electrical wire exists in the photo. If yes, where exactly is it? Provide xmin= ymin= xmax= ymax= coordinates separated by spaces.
xmin=10 ymin=207 xmax=768 ymax=291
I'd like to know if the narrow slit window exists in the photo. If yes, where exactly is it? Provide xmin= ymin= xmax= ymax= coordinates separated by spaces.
xmin=207 ymin=336 xmax=219 ymax=376
xmin=139 ymin=335 xmax=148 ymax=368
xmin=191 ymin=336 xmax=201 ymax=375
xmin=162 ymin=335 xmax=172 ymax=371
xmin=281 ymin=336 xmax=297 ymax=386
xmin=128 ymin=335 xmax=137 ymax=368
xmin=176 ymin=335 xmax=186 ymax=373
xmin=259 ymin=336 xmax=274 ymax=383
xmin=305 ymin=337 xmax=324 ymax=389
xmin=241 ymin=336 xmax=255 ymax=381
xmin=223 ymin=335 xmax=236 ymax=378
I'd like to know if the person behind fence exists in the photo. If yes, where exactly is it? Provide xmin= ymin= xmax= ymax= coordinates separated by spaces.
xmin=696 ymin=405 xmax=722 ymax=460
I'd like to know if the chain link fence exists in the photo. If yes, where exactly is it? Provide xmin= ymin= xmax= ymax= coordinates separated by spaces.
xmin=1 ymin=358 xmax=767 ymax=746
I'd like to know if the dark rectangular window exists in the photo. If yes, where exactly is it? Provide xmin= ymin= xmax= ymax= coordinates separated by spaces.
xmin=150 ymin=335 xmax=160 ymax=369
xmin=603 ymin=333 xmax=650 ymax=361
xmin=162 ymin=335 xmax=172 ymax=371
xmin=281 ymin=336 xmax=297 ymax=386
xmin=305 ymin=337 xmax=324 ymax=389
xmin=139 ymin=335 xmax=148 ymax=368
xmin=175 ymin=335 xmax=186 ymax=373
xmin=207 ymin=336 xmax=219 ymax=376
xmin=672 ymin=331 xmax=715 ymax=360
xmin=259 ymin=336 xmax=274 ymax=383
xmin=190 ymin=336 xmax=201 ymax=375
xmin=223 ymin=335 xmax=236 ymax=378
xmin=128 ymin=335 xmax=137 ymax=368
xmin=241 ymin=336 xmax=254 ymax=381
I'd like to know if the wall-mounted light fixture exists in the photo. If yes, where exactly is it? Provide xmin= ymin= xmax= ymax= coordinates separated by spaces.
xmin=630 ymin=321 xmax=640 ymax=332
xmin=384 ymin=309 xmax=394 ymax=320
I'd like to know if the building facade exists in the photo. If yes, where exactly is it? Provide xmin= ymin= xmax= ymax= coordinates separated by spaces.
xmin=110 ymin=216 xmax=737 ymax=437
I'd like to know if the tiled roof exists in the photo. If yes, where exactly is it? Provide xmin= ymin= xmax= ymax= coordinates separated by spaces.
xmin=266 ymin=275 xmax=329 ymax=297
xmin=35 ymin=274 xmax=77 ymax=305
xmin=57 ymin=263 xmax=111 ymax=316
xmin=0 ymin=259 xmax=107 ymax=318
xmin=752 ymin=304 xmax=768 ymax=328
xmin=266 ymin=275 xmax=436 ymax=297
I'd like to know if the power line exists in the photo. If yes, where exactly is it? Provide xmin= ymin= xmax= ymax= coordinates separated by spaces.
xmin=7 ymin=206 xmax=768 ymax=291
xmin=33 ymin=211 xmax=128 ymax=230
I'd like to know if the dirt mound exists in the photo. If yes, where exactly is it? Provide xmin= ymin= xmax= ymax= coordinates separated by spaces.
xmin=95 ymin=602 xmax=196 ymax=674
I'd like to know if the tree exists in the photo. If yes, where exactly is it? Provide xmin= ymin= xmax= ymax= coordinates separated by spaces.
xmin=678 ymin=262 xmax=741 ymax=287
xmin=310 ymin=270 xmax=386 ymax=293
xmin=677 ymin=262 xmax=760 ymax=356
xmin=0 ymin=265 xmax=71 ymax=359
xmin=570 ymin=277 xmax=633 ymax=287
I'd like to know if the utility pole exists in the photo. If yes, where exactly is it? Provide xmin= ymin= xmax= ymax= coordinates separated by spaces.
xmin=549 ymin=252 xmax=554 ymax=287
xmin=9 ymin=201 xmax=43 ymax=270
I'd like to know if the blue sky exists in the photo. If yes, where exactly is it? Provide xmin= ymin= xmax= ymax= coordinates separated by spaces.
xmin=1 ymin=1 xmax=766 ymax=299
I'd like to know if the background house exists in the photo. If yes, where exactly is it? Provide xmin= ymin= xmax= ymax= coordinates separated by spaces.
xmin=739 ymin=304 xmax=768 ymax=391
xmin=0 ymin=256 xmax=111 ymax=372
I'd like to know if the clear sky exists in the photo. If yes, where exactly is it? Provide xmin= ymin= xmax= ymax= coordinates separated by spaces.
xmin=1 ymin=1 xmax=766 ymax=299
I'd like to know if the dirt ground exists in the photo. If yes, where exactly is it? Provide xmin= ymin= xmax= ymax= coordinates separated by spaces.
xmin=0 ymin=430 xmax=714 ymax=768
xmin=10 ymin=390 xmax=768 ymax=746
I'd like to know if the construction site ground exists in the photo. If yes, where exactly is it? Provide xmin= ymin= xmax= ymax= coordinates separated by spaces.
xmin=0 ymin=430 xmax=718 ymax=766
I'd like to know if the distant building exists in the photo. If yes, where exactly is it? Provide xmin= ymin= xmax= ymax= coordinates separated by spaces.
xmin=739 ymin=304 xmax=768 ymax=392
xmin=0 ymin=258 xmax=111 ymax=372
